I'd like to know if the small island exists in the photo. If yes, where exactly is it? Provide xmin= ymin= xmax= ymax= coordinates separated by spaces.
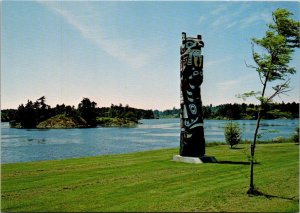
xmin=4 ymin=96 xmax=153 ymax=129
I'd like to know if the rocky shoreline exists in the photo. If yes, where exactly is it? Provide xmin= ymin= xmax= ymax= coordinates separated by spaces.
xmin=10 ymin=114 xmax=138 ymax=129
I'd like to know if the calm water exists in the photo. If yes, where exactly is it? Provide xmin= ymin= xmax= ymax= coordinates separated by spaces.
xmin=1 ymin=119 xmax=298 ymax=164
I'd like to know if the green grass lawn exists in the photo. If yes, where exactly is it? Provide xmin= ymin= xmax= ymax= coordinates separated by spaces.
xmin=1 ymin=143 xmax=298 ymax=212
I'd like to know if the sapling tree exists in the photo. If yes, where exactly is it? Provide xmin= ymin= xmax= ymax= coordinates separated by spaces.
xmin=224 ymin=122 xmax=242 ymax=148
xmin=240 ymin=8 xmax=299 ymax=195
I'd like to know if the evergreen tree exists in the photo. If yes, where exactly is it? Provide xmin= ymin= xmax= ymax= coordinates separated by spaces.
xmin=78 ymin=98 xmax=97 ymax=127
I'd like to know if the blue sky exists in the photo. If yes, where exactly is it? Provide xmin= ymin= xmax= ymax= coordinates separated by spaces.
xmin=2 ymin=1 xmax=299 ymax=110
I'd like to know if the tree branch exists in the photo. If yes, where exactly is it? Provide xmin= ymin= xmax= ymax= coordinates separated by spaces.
xmin=258 ymin=72 xmax=264 ymax=85
xmin=267 ymin=78 xmax=292 ymax=102
xmin=244 ymin=59 xmax=258 ymax=69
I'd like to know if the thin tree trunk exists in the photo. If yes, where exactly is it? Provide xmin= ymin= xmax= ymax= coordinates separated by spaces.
xmin=248 ymin=74 xmax=269 ymax=194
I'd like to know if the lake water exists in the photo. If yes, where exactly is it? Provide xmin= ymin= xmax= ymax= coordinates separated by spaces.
xmin=1 ymin=119 xmax=298 ymax=164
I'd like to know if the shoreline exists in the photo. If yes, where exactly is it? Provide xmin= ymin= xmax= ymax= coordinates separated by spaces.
xmin=1 ymin=141 xmax=296 ymax=165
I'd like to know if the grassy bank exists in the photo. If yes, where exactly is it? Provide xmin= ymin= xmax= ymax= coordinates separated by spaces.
xmin=1 ymin=143 xmax=298 ymax=212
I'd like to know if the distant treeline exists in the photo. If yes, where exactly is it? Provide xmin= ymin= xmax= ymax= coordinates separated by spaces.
xmin=154 ymin=102 xmax=299 ymax=120
xmin=1 ymin=98 xmax=299 ymax=128
xmin=1 ymin=96 xmax=154 ymax=128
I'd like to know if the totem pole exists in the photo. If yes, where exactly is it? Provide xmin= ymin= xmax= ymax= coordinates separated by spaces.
xmin=180 ymin=32 xmax=205 ymax=157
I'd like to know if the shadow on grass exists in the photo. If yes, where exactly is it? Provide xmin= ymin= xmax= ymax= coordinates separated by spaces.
xmin=217 ymin=161 xmax=260 ymax=165
xmin=247 ymin=189 xmax=297 ymax=201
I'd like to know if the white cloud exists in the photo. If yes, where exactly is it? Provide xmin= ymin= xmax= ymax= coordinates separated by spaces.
xmin=209 ymin=3 xmax=259 ymax=31
xmin=206 ymin=57 xmax=232 ymax=68
xmin=210 ymin=11 xmax=242 ymax=31
xmin=211 ymin=15 xmax=229 ymax=29
xmin=210 ymin=6 xmax=228 ymax=16
xmin=217 ymin=73 xmax=256 ymax=87
xmin=225 ymin=21 xmax=238 ymax=30
xmin=40 ymin=2 xmax=160 ymax=69
xmin=197 ymin=16 xmax=207 ymax=25
xmin=239 ymin=12 xmax=272 ymax=29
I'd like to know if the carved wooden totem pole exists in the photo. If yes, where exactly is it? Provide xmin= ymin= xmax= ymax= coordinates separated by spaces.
xmin=180 ymin=32 xmax=205 ymax=157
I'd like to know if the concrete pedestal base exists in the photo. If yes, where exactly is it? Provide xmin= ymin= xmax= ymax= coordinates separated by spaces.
xmin=173 ymin=155 xmax=217 ymax=164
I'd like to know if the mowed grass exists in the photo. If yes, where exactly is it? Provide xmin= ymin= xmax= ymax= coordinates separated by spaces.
xmin=1 ymin=143 xmax=298 ymax=212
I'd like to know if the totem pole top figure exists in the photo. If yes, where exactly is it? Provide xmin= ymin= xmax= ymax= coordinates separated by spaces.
xmin=180 ymin=32 xmax=204 ymax=87
xmin=179 ymin=32 xmax=206 ymax=158
xmin=181 ymin=33 xmax=204 ymax=62
xmin=181 ymin=32 xmax=204 ymax=49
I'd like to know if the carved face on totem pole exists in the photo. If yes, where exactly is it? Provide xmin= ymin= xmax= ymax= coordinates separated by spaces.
xmin=180 ymin=32 xmax=205 ymax=157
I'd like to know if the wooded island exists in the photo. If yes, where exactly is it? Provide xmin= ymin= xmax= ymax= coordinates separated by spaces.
xmin=1 ymin=96 xmax=299 ymax=129
xmin=1 ymin=97 xmax=154 ymax=129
